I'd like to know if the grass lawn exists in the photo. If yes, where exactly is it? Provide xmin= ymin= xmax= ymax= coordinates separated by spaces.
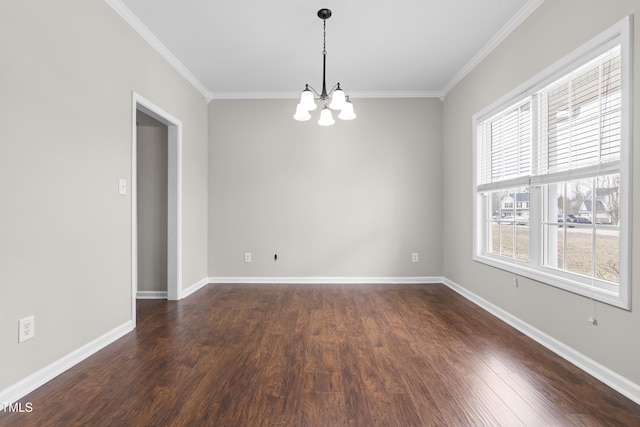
xmin=490 ymin=224 xmax=619 ymax=283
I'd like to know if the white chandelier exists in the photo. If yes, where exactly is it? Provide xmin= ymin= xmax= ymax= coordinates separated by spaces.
xmin=293 ymin=9 xmax=356 ymax=126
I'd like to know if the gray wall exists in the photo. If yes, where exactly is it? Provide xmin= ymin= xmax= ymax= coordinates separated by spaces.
xmin=442 ymin=0 xmax=640 ymax=385
xmin=137 ymin=112 xmax=168 ymax=293
xmin=0 ymin=0 xmax=208 ymax=391
xmin=208 ymin=98 xmax=443 ymax=278
xmin=3 ymin=0 xmax=639 ymax=403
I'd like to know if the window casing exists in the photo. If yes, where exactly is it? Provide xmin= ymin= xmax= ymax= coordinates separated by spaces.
xmin=473 ymin=18 xmax=632 ymax=309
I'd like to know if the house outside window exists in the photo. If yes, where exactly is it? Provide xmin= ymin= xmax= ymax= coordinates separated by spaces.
xmin=473 ymin=18 xmax=632 ymax=309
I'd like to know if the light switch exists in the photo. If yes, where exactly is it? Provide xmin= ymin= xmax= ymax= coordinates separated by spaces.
xmin=119 ymin=179 xmax=127 ymax=195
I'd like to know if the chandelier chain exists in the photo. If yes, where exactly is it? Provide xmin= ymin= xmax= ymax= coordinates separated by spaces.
xmin=322 ymin=19 xmax=327 ymax=56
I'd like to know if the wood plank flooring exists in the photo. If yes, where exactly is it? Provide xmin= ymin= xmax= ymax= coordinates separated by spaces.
xmin=2 ymin=283 xmax=640 ymax=426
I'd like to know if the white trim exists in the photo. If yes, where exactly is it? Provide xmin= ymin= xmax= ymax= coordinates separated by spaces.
xmin=181 ymin=277 xmax=210 ymax=299
xmin=0 ymin=274 xmax=208 ymax=404
xmin=132 ymin=93 xmax=183 ymax=305
xmin=166 ymin=124 xmax=183 ymax=301
xmin=4 ymin=278 xmax=639 ymax=408
xmin=105 ymin=0 xmax=543 ymax=102
xmin=104 ymin=0 xmax=543 ymax=102
xmin=0 ymin=321 xmax=134 ymax=405
xmin=618 ymin=15 xmax=633 ymax=310
xmin=136 ymin=291 xmax=168 ymax=300
xmin=440 ymin=0 xmax=546 ymax=98
xmin=207 ymin=276 xmax=442 ymax=285
xmin=442 ymin=277 xmax=640 ymax=406
xmin=130 ymin=95 xmax=138 ymax=325
xmin=104 ymin=0 xmax=213 ymax=102
xmin=472 ymin=16 xmax=632 ymax=310
xmin=472 ymin=254 xmax=623 ymax=307
xmin=473 ymin=17 xmax=629 ymax=122
xmin=209 ymin=90 xmax=442 ymax=100
xmin=326 ymin=91 xmax=442 ymax=100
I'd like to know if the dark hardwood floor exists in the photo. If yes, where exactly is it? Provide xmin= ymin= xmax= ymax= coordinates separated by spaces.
xmin=2 ymin=283 xmax=639 ymax=426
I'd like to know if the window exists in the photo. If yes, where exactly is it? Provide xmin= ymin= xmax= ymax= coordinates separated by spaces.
xmin=473 ymin=18 xmax=632 ymax=309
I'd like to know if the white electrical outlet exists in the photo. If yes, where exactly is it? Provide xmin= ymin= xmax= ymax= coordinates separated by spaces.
xmin=244 ymin=252 xmax=252 ymax=263
xmin=412 ymin=253 xmax=419 ymax=263
xmin=19 ymin=316 xmax=35 ymax=343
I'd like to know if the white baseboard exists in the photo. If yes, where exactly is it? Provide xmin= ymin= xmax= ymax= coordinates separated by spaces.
xmin=8 ymin=277 xmax=636 ymax=408
xmin=180 ymin=277 xmax=209 ymax=299
xmin=136 ymin=278 xmax=210 ymax=300
xmin=0 ymin=321 xmax=134 ymax=405
xmin=208 ymin=276 xmax=443 ymax=285
xmin=136 ymin=291 xmax=168 ymax=299
xmin=442 ymin=277 xmax=640 ymax=406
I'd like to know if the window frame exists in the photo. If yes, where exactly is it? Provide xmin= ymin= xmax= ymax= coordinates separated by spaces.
xmin=472 ymin=16 xmax=632 ymax=309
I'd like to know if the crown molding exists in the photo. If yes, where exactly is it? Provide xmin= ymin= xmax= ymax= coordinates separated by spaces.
xmin=104 ymin=0 xmax=213 ymax=102
xmin=439 ymin=0 xmax=546 ymax=99
xmin=106 ymin=0 xmax=544 ymax=103
xmin=209 ymin=91 xmax=301 ymax=100
xmin=209 ymin=90 xmax=442 ymax=100
xmin=349 ymin=90 xmax=443 ymax=99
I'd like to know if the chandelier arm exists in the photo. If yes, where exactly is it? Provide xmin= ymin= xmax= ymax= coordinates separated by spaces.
xmin=327 ymin=83 xmax=341 ymax=97
xmin=305 ymin=85 xmax=322 ymax=98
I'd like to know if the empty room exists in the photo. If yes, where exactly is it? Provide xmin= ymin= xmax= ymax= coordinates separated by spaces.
xmin=2 ymin=0 xmax=640 ymax=425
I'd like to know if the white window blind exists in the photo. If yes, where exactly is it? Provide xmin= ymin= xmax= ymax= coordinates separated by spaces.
xmin=541 ymin=46 xmax=621 ymax=175
xmin=477 ymin=99 xmax=532 ymax=187
xmin=478 ymin=45 xmax=621 ymax=190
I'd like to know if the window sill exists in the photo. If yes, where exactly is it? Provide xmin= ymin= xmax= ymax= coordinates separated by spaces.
xmin=473 ymin=253 xmax=628 ymax=310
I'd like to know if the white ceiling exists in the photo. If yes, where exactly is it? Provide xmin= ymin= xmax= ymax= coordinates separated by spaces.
xmin=112 ymin=0 xmax=542 ymax=100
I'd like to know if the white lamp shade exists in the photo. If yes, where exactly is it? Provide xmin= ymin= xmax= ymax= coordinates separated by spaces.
xmin=318 ymin=107 xmax=335 ymax=126
xmin=300 ymin=89 xmax=317 ymax=111
xmin=328 ymin=88 xmax=346 ymax=110
xmin=293 ymin=103 xmax=312 ymax=121
xmin=338 ymin=100 xmax=356 ymax=120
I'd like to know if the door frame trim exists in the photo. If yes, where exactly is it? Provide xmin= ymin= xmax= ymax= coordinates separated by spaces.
xmin=131 ymin=92 xmax=183 ymax=323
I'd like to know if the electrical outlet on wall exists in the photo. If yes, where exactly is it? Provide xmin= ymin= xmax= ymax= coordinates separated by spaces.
xmin=244 ymin=252 xmax=252 ymax=263
xmin=19 ymin=316 xmax=35 ymax=343
xmin=412 ymin=253 xmax=419 ymax=263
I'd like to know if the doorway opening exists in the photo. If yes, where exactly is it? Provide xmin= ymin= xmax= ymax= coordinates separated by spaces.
xmin=136 ymin=111 xmax=168 ymax=299
xmin=131 ymin=93 xmax=182 ymax=323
